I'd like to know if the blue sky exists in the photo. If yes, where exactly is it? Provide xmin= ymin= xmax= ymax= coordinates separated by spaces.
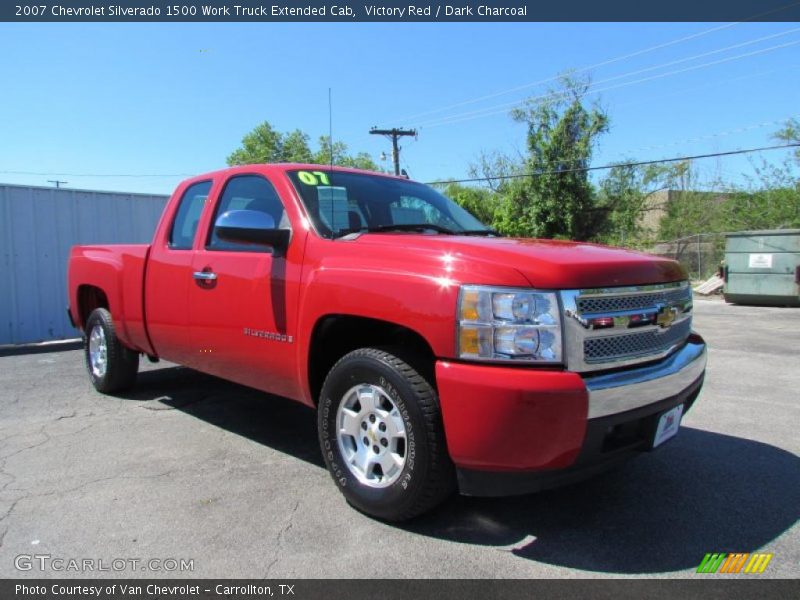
xmin=0 ymin=22 xmax=798 ymax=195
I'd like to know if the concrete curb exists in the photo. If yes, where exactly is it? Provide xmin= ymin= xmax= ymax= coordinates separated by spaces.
xmin=0 ymin=338 xmax=83 ymax=357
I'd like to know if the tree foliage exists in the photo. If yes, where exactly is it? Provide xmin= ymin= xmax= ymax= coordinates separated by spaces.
xmin=436 ymin=182 xmax=503 ymax=226
xmin=716 ymin=152 xmax=800 ymax=232
xmin=597 ymin=161 xmax=701 ymax=246
xmin=656 ymin=158 xmax=800 ymax=239
xmin=444 ymin=101 xmax=800 ymax=250
xmin=495 ymin=75 xmax=609 ymax=240
xmin=597 ymin=165 xmax=652 ymax=246
xmin=467 ymin=150 xmax=522 ymax=193
xmin=774 ymin=117 xmax=800 ymax=162
xmin=314 ymin=136 xmax=380 ymax=171
xmin=227 ymin=121 xmax=379 ymax=171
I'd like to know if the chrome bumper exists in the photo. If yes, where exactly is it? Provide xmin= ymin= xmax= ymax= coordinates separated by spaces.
xmin=584 ymin=340 xmax=707 ymax=419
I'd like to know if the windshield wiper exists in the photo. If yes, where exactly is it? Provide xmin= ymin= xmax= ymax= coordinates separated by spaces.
xmin=332 ymin=223 xmax=455 ymax=238
xmin=370 ymin=223 xmax=458 ymax=234
xmin=460 ymin=229 xmax=501 ymax=236
xmin=333 ymin=224 xmax=499 ymax=239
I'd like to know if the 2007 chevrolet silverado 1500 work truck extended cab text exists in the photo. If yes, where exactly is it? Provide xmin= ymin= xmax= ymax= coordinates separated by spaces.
xmin=68 ymin=164 xmax=707 ymax=521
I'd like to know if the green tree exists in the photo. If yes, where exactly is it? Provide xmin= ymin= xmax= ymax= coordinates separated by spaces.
xmin=651 ymin=162 xmax=721 ymax=241
xmin=597 ymin=165 xmax=646 ymax=246
xmin=496 ymin=75 xmax=609 ymax=240
xmin=227 ymin=121 xmax=378 ymax=170
xmin=227 ymin=121 xmax=289 ymax=165
xmin=313 ymin=136 xmax=380 ymax=171
xmin=468 ymin=150 xmax=522 ymax=193
xmin=598 ymin=161 xmax=692 ymax=247
xmin=718 ymin=154 xmax=800 ymax=232
xmin=719 ymin=187 xmax=800 ymax=231
xmin=774 ymin=117 xmax=800 ymax=162
xmin=437 ymin=182 xmax=502 ymax=226
xmin=281 ymin=129 xmax=314 ymax=163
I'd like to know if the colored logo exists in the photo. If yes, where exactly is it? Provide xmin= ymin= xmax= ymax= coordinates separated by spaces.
xmin=656 ymin=306 xmax=678 ymax=328
xmin=696 ymin=552 xmax=773 ymax=574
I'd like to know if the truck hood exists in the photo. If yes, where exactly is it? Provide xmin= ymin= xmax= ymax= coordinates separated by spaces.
xmin=349 ymin=234 xmax=686 ymax=289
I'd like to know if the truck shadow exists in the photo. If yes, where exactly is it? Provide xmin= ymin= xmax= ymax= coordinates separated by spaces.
xmin=121 ymin=365 xmax=798 ymax=575
xmin=119 ymin=364 xmax=324 ymax=468
xmin=405 ymin=427 xmax=800 ymax=573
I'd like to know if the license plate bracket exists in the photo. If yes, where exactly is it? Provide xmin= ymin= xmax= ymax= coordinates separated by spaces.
xmin=652 ymin=404 xmax=684 ymax=448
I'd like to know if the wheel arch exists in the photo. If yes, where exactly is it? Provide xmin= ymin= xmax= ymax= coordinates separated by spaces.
xmin=76 ymin=285 xmax=110 ymax=330
xmin=306 ymin=314 xmax=437 ymax=406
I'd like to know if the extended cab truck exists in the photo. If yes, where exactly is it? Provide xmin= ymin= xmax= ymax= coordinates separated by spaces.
xmin=68 ymin=164 xmax=707 ymax=521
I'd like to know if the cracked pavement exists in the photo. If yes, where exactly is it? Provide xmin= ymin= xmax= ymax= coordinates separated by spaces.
xmin=0 ymin=297 xmax=797 ymax=578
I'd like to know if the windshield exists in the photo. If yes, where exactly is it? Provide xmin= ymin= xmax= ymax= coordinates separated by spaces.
xmin=286 ymin=169 xmax=493 ymax=239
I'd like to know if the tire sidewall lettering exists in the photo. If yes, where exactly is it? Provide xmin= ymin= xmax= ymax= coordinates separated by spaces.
xmin=322 ymin=359 xmax=420 ymax=499
xmin=320 ymin=395 xmax=346 ymax=486
xmin=377 ymin=374 xmax=415 ymax=477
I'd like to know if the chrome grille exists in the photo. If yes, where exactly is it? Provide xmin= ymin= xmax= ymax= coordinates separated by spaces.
xmin=584 ymin=319 xmax=691 ymax=363
xmin=577 ymin=287 xmax=691 ymax=315
xmin=561 ymin=282 xmax=693 ymax=373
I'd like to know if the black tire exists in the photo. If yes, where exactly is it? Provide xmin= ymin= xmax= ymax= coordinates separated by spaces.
xmin=83 ymin=308 xmax=139 ymax=394
xmin=317 ymin=347 xmax=455 ymax=521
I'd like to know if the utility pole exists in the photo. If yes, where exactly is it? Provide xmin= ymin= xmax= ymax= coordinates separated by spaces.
xmin=47 ymin=180 xmax=68 ymax=188
xmin=369 ymin=127 xmax=416 ymax=176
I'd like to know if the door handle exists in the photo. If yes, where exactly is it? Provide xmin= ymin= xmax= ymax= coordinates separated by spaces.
xmin=193 ymin=271 xmax=217 ymax=281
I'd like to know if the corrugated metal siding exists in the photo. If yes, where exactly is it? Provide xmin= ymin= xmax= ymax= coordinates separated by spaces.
xmin=0 ymin=184 xmax=168 ymax=345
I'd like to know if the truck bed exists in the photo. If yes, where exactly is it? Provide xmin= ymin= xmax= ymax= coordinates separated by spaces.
xmin=68 ymin=244 xmax=153 ymax=355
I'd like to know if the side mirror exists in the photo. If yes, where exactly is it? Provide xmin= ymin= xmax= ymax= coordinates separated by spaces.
xmin=214 ymin=210 xmax=290 ymax=255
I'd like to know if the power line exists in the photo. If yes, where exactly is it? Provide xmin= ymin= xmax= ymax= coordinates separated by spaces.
xmin=613 ymin=62 xmax=800 ymax=111
xmin=0 ymin=170 xmax=193 ymax=178
xmin=489 ymin=112 xmax=799 ymax=177
xmin=417 ymin=38 xmax=800 ymax=129
xmin=427 ymin=143 xmax=800 ymax=185
xmin=620 ymin=115 xmax=800 ymax=155
xmin=416 ymin=35 xmax=800 ymax=128
xmin=4 ymin=144 xmax=796 ymax=185
xmin=379 ymin=24 xmax=739 ymax=125
xmin=378 ymin=1 xmax=800 ymax=126
xmin=534 ymin=113 xmax=800 ymax=173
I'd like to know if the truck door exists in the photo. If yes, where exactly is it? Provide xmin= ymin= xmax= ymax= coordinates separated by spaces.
xmin=187 ymin=173 xmax=303 ymax=400
xmin=144 ymin=179 xmax=213 ymax=365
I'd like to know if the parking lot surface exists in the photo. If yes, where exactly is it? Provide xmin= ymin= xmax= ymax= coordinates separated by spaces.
xmin=0 ymin=297 xmax=797 ymax=578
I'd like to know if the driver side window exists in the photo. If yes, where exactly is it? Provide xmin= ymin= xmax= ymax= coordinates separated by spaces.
xmin=207 ymin=175 xmax=288 ymax=251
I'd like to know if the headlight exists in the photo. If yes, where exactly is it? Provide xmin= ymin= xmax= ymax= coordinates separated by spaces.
xmin=457 ymin=285 xmax=562 ymax=363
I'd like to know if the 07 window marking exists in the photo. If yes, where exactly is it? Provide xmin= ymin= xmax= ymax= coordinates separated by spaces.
xmin=296 ymin=170 xmax=331 ymax=186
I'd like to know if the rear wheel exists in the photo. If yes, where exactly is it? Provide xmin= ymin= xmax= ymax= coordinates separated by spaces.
xmin=318 ymin=347 xmax=455 ymax=521
xmin=84 ymin=308 xmax=139 ymax=394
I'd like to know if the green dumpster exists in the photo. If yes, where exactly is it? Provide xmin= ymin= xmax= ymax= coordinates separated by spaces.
xmin=724 ymin=229 xmax=800 ymax=307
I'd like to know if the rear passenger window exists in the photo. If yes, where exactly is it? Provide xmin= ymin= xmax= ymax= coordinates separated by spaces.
xmin=169 ymin=181 xmax=212 ymax=249
xmin=207 ymin=175 xmax=287 ymax=251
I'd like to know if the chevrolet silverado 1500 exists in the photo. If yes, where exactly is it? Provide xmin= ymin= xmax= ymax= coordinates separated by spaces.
xmin=68 ymin=164 xmax=706 ymax=520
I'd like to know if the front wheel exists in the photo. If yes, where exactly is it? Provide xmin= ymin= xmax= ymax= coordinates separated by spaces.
xmin=84 ymin=308 xmax=139 ymax=394
xmin=317 ymin=347 xmax=455 ymax=521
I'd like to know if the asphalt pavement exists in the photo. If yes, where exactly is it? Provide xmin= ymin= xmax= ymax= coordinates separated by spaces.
xmin=0 ymin=296 xmax=797 ymax=578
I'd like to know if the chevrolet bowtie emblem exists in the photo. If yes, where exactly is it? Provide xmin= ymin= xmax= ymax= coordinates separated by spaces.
xmin=656 ymin=306 xmax=679 ymax=328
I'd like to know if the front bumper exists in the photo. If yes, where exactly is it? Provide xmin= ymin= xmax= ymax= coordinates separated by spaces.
xmin=435 ymin=335 xmax=707 ymax=496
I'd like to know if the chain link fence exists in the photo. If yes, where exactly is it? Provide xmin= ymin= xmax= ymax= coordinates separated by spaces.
xmin=647 ymin=233 xmax=727 ymax=282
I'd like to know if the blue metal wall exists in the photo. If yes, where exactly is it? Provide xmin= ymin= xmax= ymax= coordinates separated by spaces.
xmin=0 ymin=184 xmax=169 ymax=345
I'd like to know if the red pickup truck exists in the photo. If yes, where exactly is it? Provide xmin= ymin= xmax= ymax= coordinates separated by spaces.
xmin=68 ymin=164 xmax=706 ymax=520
